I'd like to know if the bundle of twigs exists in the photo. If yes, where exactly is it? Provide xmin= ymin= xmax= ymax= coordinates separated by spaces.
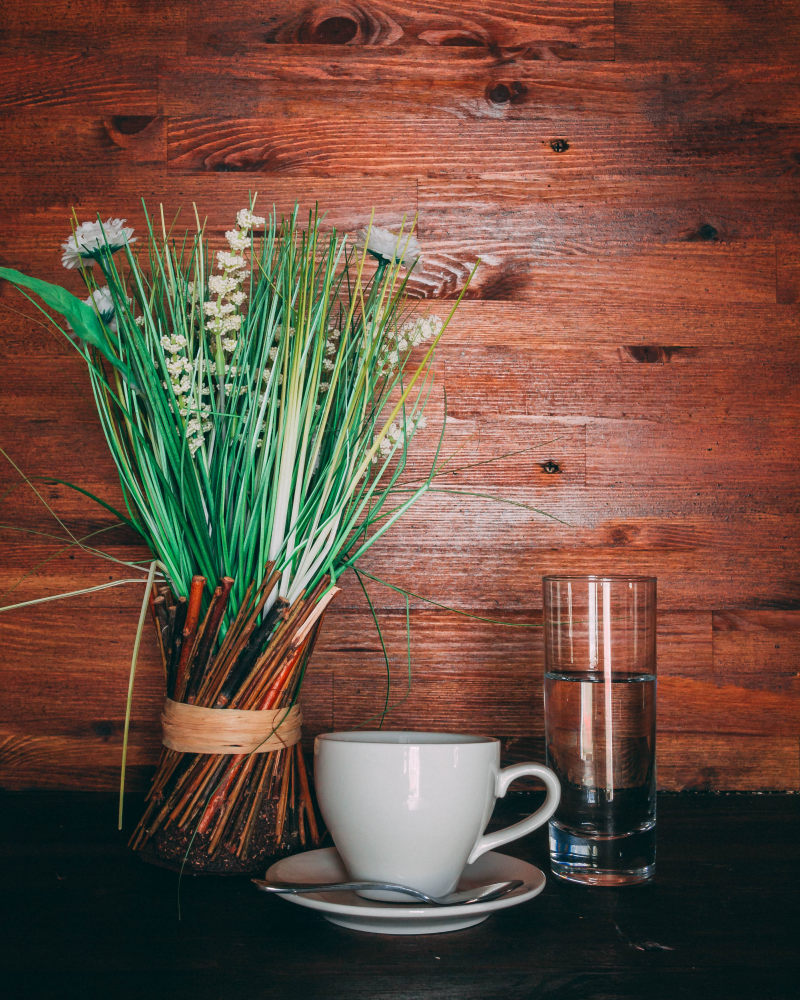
xmin=130 ymin=567 xmax=334 ymax=872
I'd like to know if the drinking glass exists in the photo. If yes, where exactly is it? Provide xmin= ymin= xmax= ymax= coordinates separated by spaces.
xmin=543 ymin=575 xmax=657 ymax=885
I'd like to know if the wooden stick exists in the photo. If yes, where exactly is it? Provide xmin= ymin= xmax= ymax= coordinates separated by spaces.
xmin=232 ymin=585 xmax=323 ymax=709
xmin=166 ymin=597 xmax=188 ymax=698
xmin=206 ymin=753 xmax=256 ymax=850
xmin=149 ymin=591 xmax=168 ymax=673
xmin=173 ymin=576 xmax=205 ymax=701
xmin=184 ymin=577 xmax=234 ymax=704
xmin=211 ymin=595 xmax=288 ymax=707
xmin=295 ymin=740 xmax=319 ymax=845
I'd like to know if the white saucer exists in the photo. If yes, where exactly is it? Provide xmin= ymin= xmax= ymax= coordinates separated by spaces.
xmin=262 ymin=847 xmax=546 ymax=935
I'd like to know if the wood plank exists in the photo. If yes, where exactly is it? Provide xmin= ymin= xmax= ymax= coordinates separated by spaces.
xmin=429 ymin=300 xmax=800 ymax=350
xmin=0 ymin=54 xmax=159 ymax=113
xmin=419 ymin=179 xmax=800 ymax=243
xmin=166 ymin=115 xmax=800 ymax=182
xmin=615 ymin=0 xmax=800 ymax=63
xmin=649 ymin=734 xmax=799 ymax=791
xmin=658 ymin=676 xmax=800 ymax=736
xmin=160 ymin=58 xmax=800 ymax=124
xmin=0 ymin=731 xmax=157 ymax=791
xmin=0 ymin=112 xmax=166 ymax=166
xmin=411 ymin=242 xmax=778 ymax=303
xmin=433 ymin=237 xmax=781 ymax=302
xmin=351 ymin=500 xmax=800 ymax=611
xmin=777 ymin=240 xmax=800 ymax=304
xmin=1 ymin=587 xmax=795 ymax=791
xmin=434 ymin=339 xmax=800 ymax=424
xmin=587 ymin=419 xmax=799 ymax=499
xmin=178 ymin=0 xmax=614 ymax=61
xmin=0 ymin=0 xmax=185 ymax=38
xmin=713 ymin=611 xmax=800 ymax=689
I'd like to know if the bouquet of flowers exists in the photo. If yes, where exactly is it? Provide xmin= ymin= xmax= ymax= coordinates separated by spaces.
xmin=0 ymin=202 xmax=466 ymax=870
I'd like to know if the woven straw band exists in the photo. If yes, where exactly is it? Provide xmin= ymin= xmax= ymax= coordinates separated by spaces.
xmin=161 ymin=698 xmax=302 ymax=754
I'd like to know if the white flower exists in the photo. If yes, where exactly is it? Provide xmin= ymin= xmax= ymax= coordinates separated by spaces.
xmin=207 ymin=274 xmax=237 ymax=297
xmin=166 ymin=357 xmax=191 ymax=379
xmin=237 ymin=208 xmax=266 ymax=231
xmin=226 ymin=229 xmax=250 ymax=252
xmin=221 ymin=337 xmax=238 ymax=352
xmin=216 ymin=250 xmax=247 ymax=271
xmin=83 ymin=286 xmax=118 ymax=331
xmin=160 ymin=333 xmax=187 ymax=353
xmin=206 ymin=314 xmax=242 ymax=336
xmin=230 ymin=290 xmax=247 ymax=306
xmin=204 ymin=299 xmax=236 ymax=317
xmin=356 ymin=226 xmax=420 ymax=268
xmin=400 ymin=315 xmax=443 ymax=346
xmin=62 ymin=218 xmax=135 ymax=269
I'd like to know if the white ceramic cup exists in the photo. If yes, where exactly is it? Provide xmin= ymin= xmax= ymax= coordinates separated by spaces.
xmin=314 ymin=731 xmax=561 ymax=900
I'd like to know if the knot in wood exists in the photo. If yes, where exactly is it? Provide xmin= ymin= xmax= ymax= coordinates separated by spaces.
xmin=550 ymin=138 xmax=569 ymax=153
xmin=488 ymin=83 xmax=512 ymax=104
xmin=486 ymin=81 xmax=526 ymax=105
xmin=308 ymin=15 xmax=358 ymax=44
xmin=541 ymin=460 xmax=561 ymax=474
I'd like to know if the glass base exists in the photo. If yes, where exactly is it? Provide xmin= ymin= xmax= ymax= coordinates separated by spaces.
xmin=549 ymin=820 xmax=655 ymax=886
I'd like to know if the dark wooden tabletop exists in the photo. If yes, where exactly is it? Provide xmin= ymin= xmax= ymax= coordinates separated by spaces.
xmin=1 ymin=792 xmax=797 ymax=1000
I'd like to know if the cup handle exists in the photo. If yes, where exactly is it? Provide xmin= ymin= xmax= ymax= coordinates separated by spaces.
xmin=467 ymin=763 xmax=561 ymax=865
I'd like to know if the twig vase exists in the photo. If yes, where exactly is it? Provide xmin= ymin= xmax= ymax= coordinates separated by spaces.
xmin=130 ymin=572 xmax=333 ymax=873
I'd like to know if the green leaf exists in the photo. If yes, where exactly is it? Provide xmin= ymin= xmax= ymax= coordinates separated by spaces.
xmin=0 ymin=266 xmax=133 ymax=381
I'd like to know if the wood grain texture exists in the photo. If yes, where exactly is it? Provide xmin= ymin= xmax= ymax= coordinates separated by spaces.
xmin=179 ymin=0 xmax=615 ymax=61
xmin=0 ymin=0 xmax=798 ymax=792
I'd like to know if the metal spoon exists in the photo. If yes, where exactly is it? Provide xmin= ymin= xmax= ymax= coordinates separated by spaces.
xmin=252 ymin=877 xmax=524 ymax=906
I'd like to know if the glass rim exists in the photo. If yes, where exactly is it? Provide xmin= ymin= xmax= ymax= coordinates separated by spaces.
xmin=543 ymin=574 xmax=656 ymax=584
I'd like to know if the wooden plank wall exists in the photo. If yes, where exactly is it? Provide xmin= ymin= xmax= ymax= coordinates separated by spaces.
xmin=0 ymin=1 xmax=798 ymax=793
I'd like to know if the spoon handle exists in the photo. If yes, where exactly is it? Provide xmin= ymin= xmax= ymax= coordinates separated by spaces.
xmin=252 ymin=878 xmax=433 ymax=902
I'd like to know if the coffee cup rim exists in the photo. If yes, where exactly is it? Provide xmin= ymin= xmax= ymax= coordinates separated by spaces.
xmin=316 ymin=730 xmax=497 ymax=747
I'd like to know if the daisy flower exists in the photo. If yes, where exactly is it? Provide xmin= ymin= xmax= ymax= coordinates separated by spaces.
xmin=83 ymin=285 xmax=127 ymax=333
xmin=356 ymin=226 xmax=420 ymax=268
xmin=62 ymin=218 xmax=135 ymax=270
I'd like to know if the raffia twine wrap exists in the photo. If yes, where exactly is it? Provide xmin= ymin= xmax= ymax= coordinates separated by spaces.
xmin=161 ymin=698 xmax=302 ymax=755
